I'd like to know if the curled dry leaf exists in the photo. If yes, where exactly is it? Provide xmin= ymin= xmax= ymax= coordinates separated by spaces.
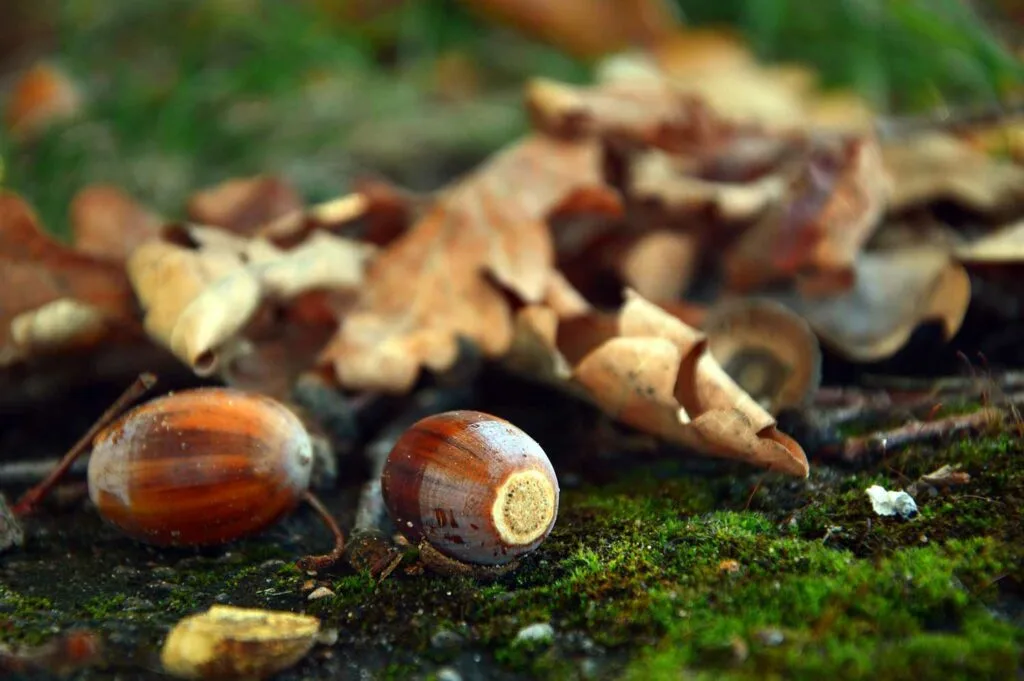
xmin=770 ymin=248 xmax=971 ymax=362
xmin=187 ymin=175 xmax=303 ymax=236
xmin=882 ymin=132 xmax=1024 ymax=215
xmin=702 ymin=298 xmax=821 ymax=414
xmin=618 ymin=230 xmax=700 ymax=302
xmin=0 ymin=191 xmax=136 ymax=366
xmin=160 ymin=605 xmax=319 ymax=680
xmin=128 ymin=228 xmax=373 ymax=376
xmin=321 ymin=135 xmax=621 ymax=393
xmin=954 ymin=219 xmax=1024 ymax=264
xmin=627 ymin=146 xmax=787 ymax=226
xmin=505 ymin=289 xmax=808 ymax=476
xmin=725 ymin=134 xmax=890 ymax=295
xmin=69 ymin=184 xmax=162 ymax=260
xmin=4 ymin=62 xmax=82 ymax=140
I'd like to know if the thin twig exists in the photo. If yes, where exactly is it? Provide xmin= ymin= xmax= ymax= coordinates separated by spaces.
xmin=12 ymin=373 xmax=157 ymax=515
xmin=817 ymin=408 xmax=1002 ymax=463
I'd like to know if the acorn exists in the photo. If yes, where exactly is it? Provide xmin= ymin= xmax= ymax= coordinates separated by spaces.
xmin=381 ymin=410 xmax=559 ymax=578
xmin=12 ymin=375 xmax=345 ymax=572
xmin=87 ymin=388 xmax=314 ymax=547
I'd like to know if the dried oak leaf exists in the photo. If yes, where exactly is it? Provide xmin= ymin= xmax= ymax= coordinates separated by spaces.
xmin=128 ymin=227 xmax=374 ymax=376
xmin=626 ymin=146 xmax=788 ymax=226
xmin=505 ymin=289 xmax=808 ymax=476
xmin=526 ymin=75 xmax=736 ymax=152
xmin=0 ymin=191 xmax=136 ymax=365
xmin=69 ymin=184 xmax=163 ymax=260
xmin=321 ymin=135 xmax=620 ymax=393
xmin=770 ymin=247 xmax=970 ymax=362
xmin=724 ymin=134 xmax=890 ymax=295
xmin=187 ymin=175 xmax=303 ymax=236
xmin=882 ymin=132 xmax=1024 ymax=215
xmin=954 ymin=219 xmax=1024 ymax=264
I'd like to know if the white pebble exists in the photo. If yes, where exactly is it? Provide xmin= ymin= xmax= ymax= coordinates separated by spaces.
xmin=515 ymin=622 xmax=554 ymax=643
xmin=866 ymin=485 xmax=918 ymax=520
xmin=307 ymin=586 xmax=335 ymax=601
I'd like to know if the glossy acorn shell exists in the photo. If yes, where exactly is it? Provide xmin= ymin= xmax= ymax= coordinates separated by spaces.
xmin=381 ymin=410 xmax=559 ymax=566
xmin=87 ymin=388 xmax=313 ymax=546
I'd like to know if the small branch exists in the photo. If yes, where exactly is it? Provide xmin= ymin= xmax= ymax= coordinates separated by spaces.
xmin=12 ymin=373 xmax=157 ymax=516
xmin=817 ymin=408 xmax=1003 ymax=463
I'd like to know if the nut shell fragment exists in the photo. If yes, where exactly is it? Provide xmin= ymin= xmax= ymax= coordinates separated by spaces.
xmin=703 ymin=299 xmax=821 ymax=414
xmin=160 ymin=605 xmax=319 ymax=680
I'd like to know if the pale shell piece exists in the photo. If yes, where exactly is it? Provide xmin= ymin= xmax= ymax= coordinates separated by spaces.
xmin=160 ymin=605 xmax=319 ymax=680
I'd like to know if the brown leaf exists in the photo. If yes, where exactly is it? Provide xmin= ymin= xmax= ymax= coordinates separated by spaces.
xmin=626 ymin=146 xmax=787 ymax=226
xmin=770 ymin=248 xmax=971 ymax=361
xmin=187 ymin=175 xmax=304 ymax=236
xmin=128 ymin=228 xmax=373 ymax=376
xmin=724 ymin=134 xmax=889 ymax=294
xmin=0 ymin=191 xmax=136 ymax=365
xmin=618 ymin=230 xmax=700 ymax=302
xmin=526 ymin=75 xmax=735 ymax=152
xmin=4 ymin=62 xmax=82 ymax=140
xmin=504 ymin=289 xmax=808 ymax=476
xmin=459 ymin=0 xmax=680 ymax=58
xmin=882 ymin=132 xmax=1024 ymax=215
xmin=954 ymin=219 xmax=1024 ymax=264
xmin=69 ymin=184 xmax=163 ymax=260
xmin=321 ymin=135 xmax=619 ymax=393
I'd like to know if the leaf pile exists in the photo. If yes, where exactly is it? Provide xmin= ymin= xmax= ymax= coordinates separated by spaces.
xmin=5 ymin=31 xmax=1024 ymax=478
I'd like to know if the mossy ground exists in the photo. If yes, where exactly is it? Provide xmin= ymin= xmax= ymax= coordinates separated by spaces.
xmin=2 ymin=401 xmax=1022 ymax=680
xmin=2 ymin=2 xmax=1023 ymax=679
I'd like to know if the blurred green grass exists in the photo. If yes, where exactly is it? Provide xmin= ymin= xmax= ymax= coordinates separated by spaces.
xmin=0 ymin=0 xmax=1021 ymax=237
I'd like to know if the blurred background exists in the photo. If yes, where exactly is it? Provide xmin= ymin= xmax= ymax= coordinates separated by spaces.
xmin=1 ymin=0 xmax=1022 ymax=235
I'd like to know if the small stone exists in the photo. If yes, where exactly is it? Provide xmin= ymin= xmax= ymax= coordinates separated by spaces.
xmin=307 ymin=586 xmax=334 ymax=601
xmin=112 ymin=565 xmax=142 ymax=579
xmin=436 ymin=667 xmax=462 ymax=681
xmin=259 ymin=559 xmax=286 ymax=571
xmin=150 ymin=567 xmax=176 ymax=579
xmin=430 ymin=628 xmax=464 ymax=651
xmin=866 ymin=485 xmax=918 ymax=520
xmin=214 ymin=593 xmax=231 ymax=604
xmin=514 ymin=623 xmax=554 ymax=644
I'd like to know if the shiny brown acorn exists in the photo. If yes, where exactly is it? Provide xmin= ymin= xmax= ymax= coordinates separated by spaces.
xmin=87 ymin=388 xmax=314 ymax=547
xmin=12 ymin=375 xmax=344 ymax=571
xmin=381 ymin=410 xmax=559 ymax=577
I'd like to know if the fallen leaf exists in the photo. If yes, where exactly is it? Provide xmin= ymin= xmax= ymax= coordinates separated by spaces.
xmin=504 ymin=289 xmax=808 ymax=476
xmin=0 ymin=191 xmax=136 ymax=365
xmin=724 ymin=134 xmax=890 ymax=295
xmin=160 ymin=605 xmax=319 ymax=680
xmin=770 ymin=248 xmax=971 ymax=361
xmin=618 ymin=230 xmax=700 ymax=302
xmin=702 ymin=298 xmax=821 ymax=414
xmin=526 ymin=75 xmax=736 ymax=152
xmin=954 ymin=219 xmax=1024 ymax=263
xmin=626 ymin=146 xmax=788 ymax=226
xmin=128 ymin=228 xmax=374 ymax=376
xmin=187 ymin=175 xmax=304 ymax=236
xmin=321 ymin=135 xmax=619 ymax=393
xmin=460 ymin=0 xmax=680 ymax=58
xmin=4 ymin=62 xmax=82 ymax=140
xmin=69 ymin=184 xmax=163 ymax=260
xmin=882 ymin=132 xmax=1024 ymax=215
